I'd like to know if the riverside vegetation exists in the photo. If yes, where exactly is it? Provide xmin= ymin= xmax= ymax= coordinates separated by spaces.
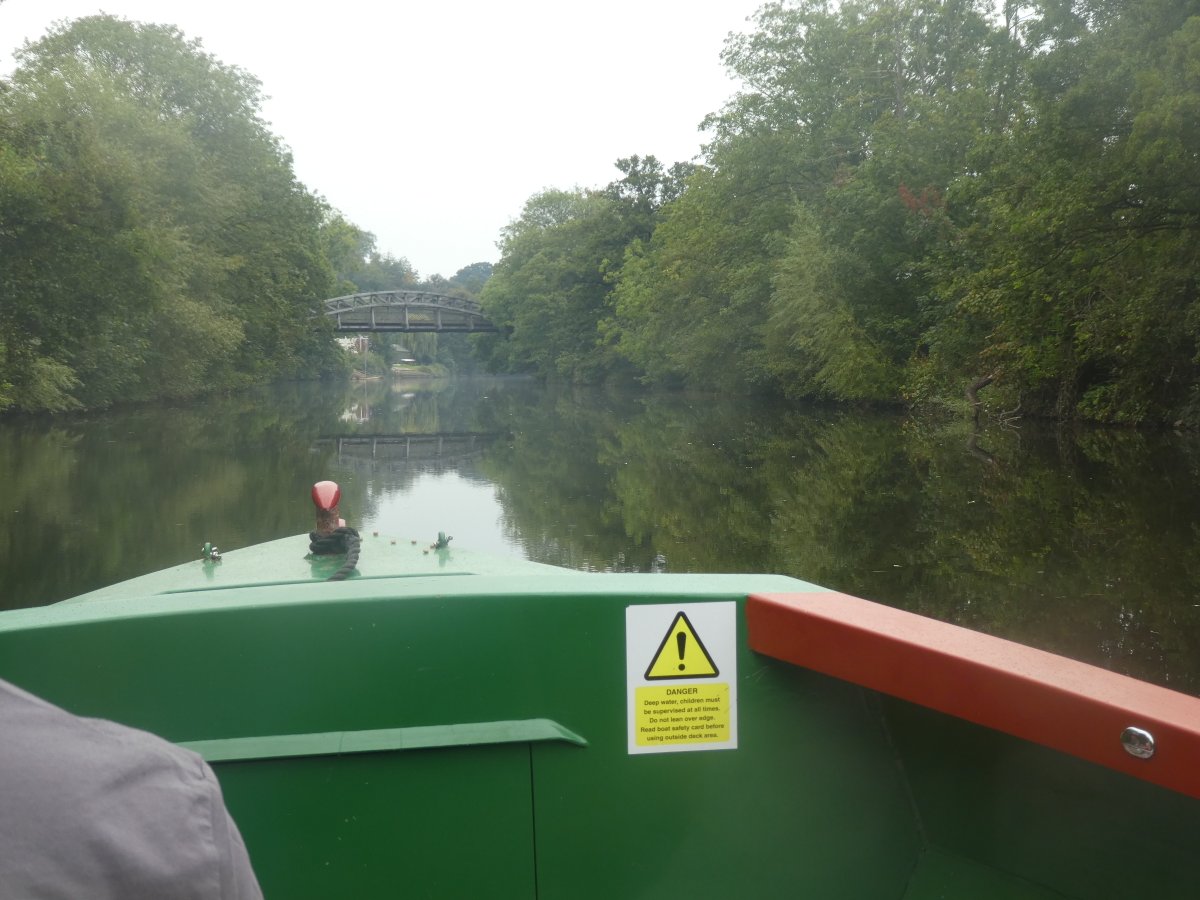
xmin=0 ymin=14 xmax=485 ymax=413
xmin=477 ymin=0 xmax=1200 ymax=426
xmin=3 ymin=3 xmax=1199 ymax=425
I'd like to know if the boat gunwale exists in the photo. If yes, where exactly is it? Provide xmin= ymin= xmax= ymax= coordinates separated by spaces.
xmin=748 ymin=590 xmax=1200 ymax=800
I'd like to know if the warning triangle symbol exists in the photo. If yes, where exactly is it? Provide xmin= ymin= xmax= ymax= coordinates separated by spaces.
xmin=645 ymin=611 xmax=719 ymax=680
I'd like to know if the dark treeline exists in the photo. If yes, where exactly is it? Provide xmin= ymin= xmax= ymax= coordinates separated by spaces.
xmin=0 ymin=15 xmax=487 ymax=413
xmin=476 ymin=0 xmax=1200 ymax=425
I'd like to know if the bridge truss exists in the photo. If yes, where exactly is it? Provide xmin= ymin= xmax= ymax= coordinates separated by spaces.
xmin=323 ymin=291 xmax=499 ymax=333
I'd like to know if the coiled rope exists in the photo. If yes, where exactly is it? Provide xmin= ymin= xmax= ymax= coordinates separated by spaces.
xmin=308 ymin=526 xmax=361 ymax=582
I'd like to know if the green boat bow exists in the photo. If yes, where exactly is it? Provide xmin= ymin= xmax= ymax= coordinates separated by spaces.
xmin=2 ymin=529 xmax=1198 ymax=898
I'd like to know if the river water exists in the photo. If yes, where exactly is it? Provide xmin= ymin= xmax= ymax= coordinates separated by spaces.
xmin=3 ymin=377 xmax=1200 ymax=694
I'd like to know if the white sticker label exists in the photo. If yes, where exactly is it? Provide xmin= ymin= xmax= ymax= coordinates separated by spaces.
xmin=626 ymin=602 xmax=738 ymax=755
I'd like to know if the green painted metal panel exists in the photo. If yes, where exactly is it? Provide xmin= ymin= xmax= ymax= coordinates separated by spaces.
xmin=903 ymin=849 xmax=1067 ymax=899
xmin=214 ymin=745 xmax=536 ymax=899
xmin=885 ymin=697 xmax=1200 ymax=899
xmin=0 ymin=579 xmax=919 ymax=898
xmin=531 ymin=662 xmax=921 ymax=899
xmin=3 ymin=555 xmax=1199 ymax=898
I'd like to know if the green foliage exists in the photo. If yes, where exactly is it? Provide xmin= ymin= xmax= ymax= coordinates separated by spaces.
xmin=450 ymin=262 xmax=493 ymax=296
xmin=921 ymin=0 xmax=1200 ymax=422
xmin=480 ymin=174 xmax=681 ymax=381
xmin=612 ymin=163 xmax=785 ymax=391
xmin=0 ymin=14 xmax=348 ymax=412
xmin=767 ymin=205 xmax=901 ymax=399
xmin=15 ymin=3 xmax=1194 ymax=420
xmin=352 ymin=249 xmax=420 ymax=294
xmin=715 ymin=0 xmax=1007 ymax=402
xmin=476 ymin=0 xmax=1200 ymax=423
xmin=320 ymin=213 xmax=376 ymax=296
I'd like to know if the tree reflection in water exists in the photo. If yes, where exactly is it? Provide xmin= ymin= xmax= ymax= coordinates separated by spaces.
xmin=3 ymin=378 xmax=1199 ymax=693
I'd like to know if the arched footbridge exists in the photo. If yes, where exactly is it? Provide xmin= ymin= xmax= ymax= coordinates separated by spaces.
xmin=324 ymin=291 xmax=499 ymax=333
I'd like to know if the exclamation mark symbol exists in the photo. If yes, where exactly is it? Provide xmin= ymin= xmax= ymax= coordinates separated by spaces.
xmin=677 ymin=630 xmax=687 ymax=671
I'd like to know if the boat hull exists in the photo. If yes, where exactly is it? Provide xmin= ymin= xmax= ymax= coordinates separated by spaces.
xmin=2 ymin=536 xmax=1198 ymax=898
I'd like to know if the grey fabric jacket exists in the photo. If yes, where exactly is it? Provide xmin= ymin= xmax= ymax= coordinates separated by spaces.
xmin=0 ymin=678 xmax=263 ymax=899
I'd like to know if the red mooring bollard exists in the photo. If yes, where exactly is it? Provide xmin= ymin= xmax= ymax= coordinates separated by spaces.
xmin=311 ymin=481 xmax=346 ymax=535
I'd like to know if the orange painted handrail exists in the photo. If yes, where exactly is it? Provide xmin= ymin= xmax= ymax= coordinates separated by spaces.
xmin=747 ymin=591 xmax=1200 ymax=800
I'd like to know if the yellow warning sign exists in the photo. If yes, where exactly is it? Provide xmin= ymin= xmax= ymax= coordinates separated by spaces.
xmin=627 ymin=602 xmax=737 ymax=754
xmin=635 ymin=683 xmax=730 ymax=747
xmin=644 ymin=611 xmax=719 ymax=680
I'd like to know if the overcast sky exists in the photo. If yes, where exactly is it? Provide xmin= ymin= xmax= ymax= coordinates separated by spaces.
xmin=1 ymin=0 xmax=763 ymax=279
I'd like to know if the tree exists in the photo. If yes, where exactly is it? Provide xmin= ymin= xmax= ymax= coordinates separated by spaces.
xmin=320 ymin=213 xmax=376 ymax=296
xmin=608 ymin=1 xmax=1012 ymax=400
xmin=612 ymin=162 xmax=786 ymax=391
xmin=923 ymin=0 xmax=1200 ymax=422
xmin=451 ymin=262 xmax=493 ymax=296
xmin=356 ymin=251 xmax=419 ymax=293
xmin=0 ymin=15 xmax=344 ymax=410
xmin=702 ymin=0 xmax=1012 ymax=402
xmin=480 ymin=160 xmax=689 ymax=381
xmin=766 ymin=205 xmax=902 ymax=399
xmin=600 ymin=155 xmax=696 ymax=242
xmin=479 ymin=189 xmax=616 ymax=378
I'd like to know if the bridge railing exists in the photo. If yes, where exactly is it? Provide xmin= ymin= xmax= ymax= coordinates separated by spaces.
xmin=323 ymin=291 xmax=498 ymax=333
xmin=324 ymin=291 xmax=485 ymax=314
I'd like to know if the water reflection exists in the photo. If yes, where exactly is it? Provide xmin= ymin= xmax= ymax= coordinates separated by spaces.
xmin=0 ymin=383 xmax=351 ymax=613
xmin=2 ymin=378 xmax=1199 ymax=694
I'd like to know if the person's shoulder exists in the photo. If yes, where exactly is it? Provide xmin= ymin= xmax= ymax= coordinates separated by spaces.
xmin=2 ymin=676 xmax=202 ymax=782
xmin=0 ymin=678 xmax=263 ymax=899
